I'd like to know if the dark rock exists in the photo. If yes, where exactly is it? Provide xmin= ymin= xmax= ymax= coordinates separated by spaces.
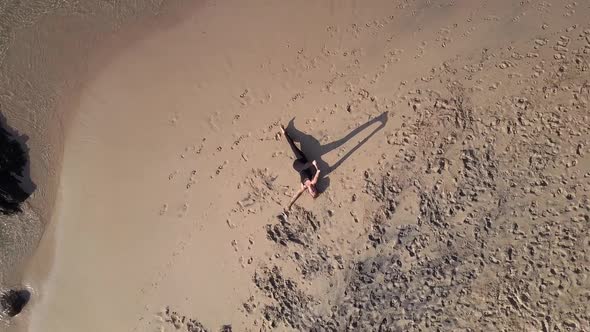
xmin=0 ymin=113 xmax=34 ymax=215
xmin=1 ymin=289 xmax=30 ymax=317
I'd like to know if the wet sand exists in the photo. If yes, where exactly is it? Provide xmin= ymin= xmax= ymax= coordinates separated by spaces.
xmin=0 ymin=0 xmax=589 ymax=331
xmin=15 ymin=1 xmax=398 ymax=330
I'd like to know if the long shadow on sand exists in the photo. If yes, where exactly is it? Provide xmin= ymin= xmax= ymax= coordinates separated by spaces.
xmin=0 ymin=112 xmax=36 ymax=215
xmin=285 ymin=111 xmax=388 ymax=193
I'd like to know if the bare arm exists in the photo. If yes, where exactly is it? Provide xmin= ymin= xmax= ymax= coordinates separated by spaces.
xmin=287 ymin=185 xmax=306 ymax=210
xmin=310 ymin=161 xmax=321 ymax=185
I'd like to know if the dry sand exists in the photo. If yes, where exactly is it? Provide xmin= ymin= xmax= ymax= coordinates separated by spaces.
xmin=1 ymin=0 xmax=589 ymax=331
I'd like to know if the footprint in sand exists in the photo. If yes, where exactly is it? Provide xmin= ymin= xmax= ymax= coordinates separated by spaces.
xmin=195 ymin=138 xmax=206 ymax=155
xmin=186 ymin=170 xmax=197 ymax=189
xmin=168 ymin=112 xmax=179 ymax=126
xmin=226 ymin=219 xmax=236 ymax=229
xmin=177 ymin=203 xmax=189 ymax=218
xmin=239 ymin=88 xmax=255 ymax=107
xmin=215 ymin=160 xmax=229 ymax=175
xmin=231 ymin=133 xmax=251 ymax=150
xmin=208 ymin=111 xmax=221 ymax=132
xmin=168 ymin=171 xmax=178 ymax=181
xmin=159 ymin=204 xmax=168 ymax=216
xmin=259 ymin=92 xmax=272 ymax=105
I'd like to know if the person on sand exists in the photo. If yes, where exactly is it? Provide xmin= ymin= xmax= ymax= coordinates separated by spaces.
xmin=280 ymin=124 xmax=320 ymax=210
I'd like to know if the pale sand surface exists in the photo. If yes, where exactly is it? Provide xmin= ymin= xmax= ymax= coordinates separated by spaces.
xmin=0 ymin=0 xmax=589 ymax=331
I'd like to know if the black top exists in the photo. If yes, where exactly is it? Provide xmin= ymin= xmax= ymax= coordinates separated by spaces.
xmin=292 ymin=158 xmax=315 ymax=184
xmin=300 ymin=167 xmax=314 ymax=184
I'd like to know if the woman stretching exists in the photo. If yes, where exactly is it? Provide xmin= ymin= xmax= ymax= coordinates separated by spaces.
xmin=280 ymin=124 xmax=320 ymax=210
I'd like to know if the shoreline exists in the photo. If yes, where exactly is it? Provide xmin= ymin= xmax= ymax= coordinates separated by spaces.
xmin=0 ymin=1 xmax=194 ymax=330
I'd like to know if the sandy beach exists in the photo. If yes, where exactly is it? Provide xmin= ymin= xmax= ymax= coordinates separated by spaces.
xmin=1 ymin=0 xmax=590 ymax=331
